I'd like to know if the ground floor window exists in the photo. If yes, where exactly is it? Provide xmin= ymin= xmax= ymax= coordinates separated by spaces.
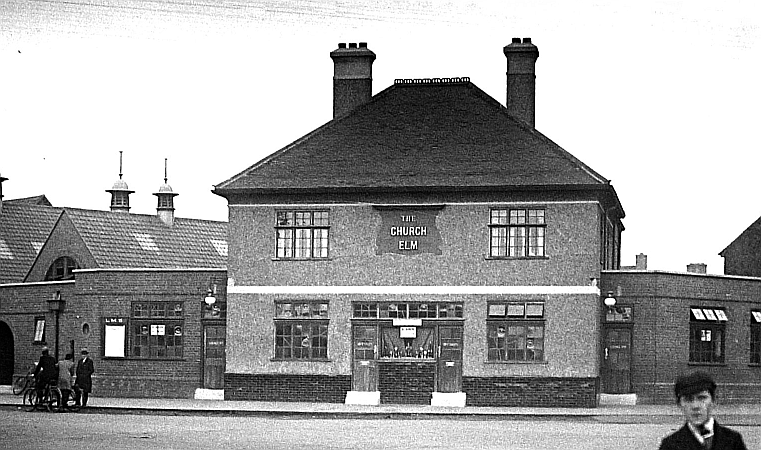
xmin=131 ymin=301 xmax=184 ymax=359
xmin=274 ymin=301 xmax=329 ymax=360
xmin=689 ymin=307 xmax=727 ymax=364
xmin=486 ymin=302 xmax=545 ymax=362
xmin=751 ymin=311 xmax=761 ymax=365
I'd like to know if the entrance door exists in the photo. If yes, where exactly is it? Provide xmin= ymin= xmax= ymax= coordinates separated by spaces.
xmin=0 ymin=322 xmax=13 ymax=384
xmin=203 ymin=326 xmax=226 ymax=389
xmin=602 ymin=327 xmax=632 ymax=394
xmin=352 ymin=325 xmax=378 ymax=391
xmin=437 ymin=326 xmax=462 ymax=393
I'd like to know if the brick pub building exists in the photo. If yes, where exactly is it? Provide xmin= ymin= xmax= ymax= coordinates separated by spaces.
xmin=214 ymin=39 xmax=626 ymax=407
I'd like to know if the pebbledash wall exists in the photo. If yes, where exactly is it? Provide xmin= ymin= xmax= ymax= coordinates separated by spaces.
xmin=601 ymin=270 xmax=761 ymax=404
xmin=224 ymin=198 xmax=607 ymax=407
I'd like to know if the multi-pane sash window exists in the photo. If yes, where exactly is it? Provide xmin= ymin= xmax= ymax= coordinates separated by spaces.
xmin=751 ymin=311 xmax=761 ymax=365
xmin=487 ymin=302 xmax=545 ymax=362
xmin=275 ymin=302 xmax=329 ymax=360
xmin=689 ymin=307 xmax=727 ymax=364
xmin=131 ymin=302 xmax=184 ymax=359
xmin=489 ymin=208 xmax=545 ymax=257
xmin=276 ymin=210 xmax=330 ymax=259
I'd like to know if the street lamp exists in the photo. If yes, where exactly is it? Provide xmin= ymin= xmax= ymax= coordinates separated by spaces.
xmin=204 ymin=284 xmax=217 ymax=306
xmin=47 ymin=291 xmax=65 ymax=360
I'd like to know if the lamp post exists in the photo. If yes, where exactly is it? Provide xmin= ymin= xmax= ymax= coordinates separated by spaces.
xmin=47 ymin=291 xmax=65 ymax=360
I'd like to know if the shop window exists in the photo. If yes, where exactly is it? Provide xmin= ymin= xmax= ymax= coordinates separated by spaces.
xmin=275 ymin=210 xmax=330 ymax=259
xmin=352 ymin=302 xmax=463 ymax=319
xmin=33 ymin=317 xmax=46 ymax=343
xmin=380 ymin=326 xmax=435 ymax=359
xmin=487 ymin=302 xmax=545 ymax=362
xmin=751 ymin=311 xmax=761 ymax=365
xmin=489 ymin=208 xmax=545 ymax=258
xmin=689 ymin=308 xmax=727 ymax=364
xmin=44 ymin=256 xmax=79 ymax=281
xmin=274 ymin=301 xmax=329 ymax=360
xmin=131 ymin=302 xmax=184 ymax=359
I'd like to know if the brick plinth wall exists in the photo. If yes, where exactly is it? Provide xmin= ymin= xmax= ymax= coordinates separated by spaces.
xmin=378 ymin=361 xmax=435 ymax=405
xmin=225 ymin=373 xmax=351 ymax=403
xmin=464 ymin=376 xmax=599 ymax=408
xmin=97 ymin=376 xmax=198 ymax=399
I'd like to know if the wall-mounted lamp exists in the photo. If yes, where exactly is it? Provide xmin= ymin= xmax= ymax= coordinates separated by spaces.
xmin=603 ymin=291 xmax=617 ymax=312
xmin=204 ymin=284 xmax=217 ymax=306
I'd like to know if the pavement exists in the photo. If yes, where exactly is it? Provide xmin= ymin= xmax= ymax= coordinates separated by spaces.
xmin=2 ymin=388 xmax=760 ymax=425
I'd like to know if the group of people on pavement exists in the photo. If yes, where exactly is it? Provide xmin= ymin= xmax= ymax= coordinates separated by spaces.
xmin=32 ymin=346 xmax=94 ymax=411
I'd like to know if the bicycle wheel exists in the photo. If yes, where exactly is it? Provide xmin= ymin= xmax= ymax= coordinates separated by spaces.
xmin=12 ymin=376 xmax=29 ymax=395
xmin=47 ymin=388 xmax=61 ymax=412
xmin=24 ymin=390 xmax=38 ymax=411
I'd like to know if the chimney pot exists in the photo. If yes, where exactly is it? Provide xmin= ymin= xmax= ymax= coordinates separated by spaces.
xmin=523 ymin=37 xmax=532 ymax=44
xmin=512 ymin=37 xmax=521 ymax=43
xmin=359 ymin=42 xmax=367 ymax=48
xmin=635 ymin=253 xmax=647 ymax=270
xmin=349 ymin=42 xmax=357 ymax=48
xmin=338 ymin=43 xmax=346 ymax=48
xmin=687 ymin=263 xmax=707 ymax=274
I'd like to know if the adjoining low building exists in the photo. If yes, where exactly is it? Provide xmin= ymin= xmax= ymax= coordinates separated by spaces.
xmin=0 ymin=164 xmax=228 ymax=398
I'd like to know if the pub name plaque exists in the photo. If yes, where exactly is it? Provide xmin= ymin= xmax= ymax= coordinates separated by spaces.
xmin=374 ymin=206 xmax=443 ymax=255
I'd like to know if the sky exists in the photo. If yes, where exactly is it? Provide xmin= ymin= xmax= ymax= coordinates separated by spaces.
xmin=1 ymin=0 xmax=759 ymax=274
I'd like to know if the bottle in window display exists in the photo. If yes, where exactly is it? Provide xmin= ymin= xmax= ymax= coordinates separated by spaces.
xmin=405 ymin=343 xmax=413 ymax=357
xmin=392 ymin=346 xmax=400 ymax=358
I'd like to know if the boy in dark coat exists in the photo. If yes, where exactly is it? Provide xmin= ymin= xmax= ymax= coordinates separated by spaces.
xmin=74 ymin=348 xmax=94 ymax=407
xmin=658 ymin=371 xmax=747 ymax=450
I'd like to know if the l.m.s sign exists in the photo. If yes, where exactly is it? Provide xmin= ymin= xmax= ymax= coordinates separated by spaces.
xmin=374 ymin=206 xmax=443 ymax=255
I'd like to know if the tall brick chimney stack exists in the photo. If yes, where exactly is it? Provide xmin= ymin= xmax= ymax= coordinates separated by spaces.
xmin=503 ymin=37 xmax=539 ymax=127
xmin=330 ymin=42 xmax=376 ymax=118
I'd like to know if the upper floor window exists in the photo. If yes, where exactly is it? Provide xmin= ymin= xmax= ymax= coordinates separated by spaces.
xmin=274 ymin=301 xmax=329 ymax=360
xmin=751 ymin=311 xmax=761 ymax=365
xmin=489 ymin=208 xmax=545 ymax=258
xmin=487 ymin=302 xmax=545 ymax=362
xmin=275 ymin=210 xmax=330 ymax=259
xmin=689 ymin=307 xmax=727 ymax=364
xmin=44 ymin=256 xmax=79 ymax=281
xmin=131 ymin=301 xmax=184 ymax=359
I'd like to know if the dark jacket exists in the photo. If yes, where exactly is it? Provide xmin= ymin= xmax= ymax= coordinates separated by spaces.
xmin=33 ymin=354 xmax=57 ymax=384
xmin=75 ymin=356 xmax=95 ymax=393
xmin=659 ymin=422 xmax=748 ymax=450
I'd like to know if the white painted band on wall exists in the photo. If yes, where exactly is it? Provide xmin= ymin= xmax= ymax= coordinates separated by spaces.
xmin=227 ymin=285 xmax=601 ymax=295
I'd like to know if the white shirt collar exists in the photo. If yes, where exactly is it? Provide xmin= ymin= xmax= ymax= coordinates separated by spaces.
xmin=687 ymin=417 xmax=715 ymax=444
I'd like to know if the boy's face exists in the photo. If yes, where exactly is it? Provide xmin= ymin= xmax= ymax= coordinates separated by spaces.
xmin=678 ymin=390 xmax=714 ymax=426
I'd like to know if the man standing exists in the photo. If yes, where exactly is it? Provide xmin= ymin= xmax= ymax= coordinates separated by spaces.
xmin=659 ymin=371 xmax=747 ymax=450
xmin=74 ymin=348 xmax=94 ymax=407
xmin=32 ymin=347 xmax=56 ymax=404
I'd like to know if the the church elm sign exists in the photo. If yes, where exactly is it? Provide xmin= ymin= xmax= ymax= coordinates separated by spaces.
xmin=374 ymin=206 xmax=443 ymax=255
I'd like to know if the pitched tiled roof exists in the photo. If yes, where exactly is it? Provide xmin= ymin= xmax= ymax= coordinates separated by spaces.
xmin=215 ymin=80 xmax=611 ymax=194
xmin=64 ymin=208 xmax=227 ymax=269
xmin=0 ymin=201 xmax=62 ymax=284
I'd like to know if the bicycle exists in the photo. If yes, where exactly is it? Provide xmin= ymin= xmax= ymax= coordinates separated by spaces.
xmin=12 ymin=364 xmax=36 ymax=395
xmin=26 ymin=379 xmax=61 ymax=412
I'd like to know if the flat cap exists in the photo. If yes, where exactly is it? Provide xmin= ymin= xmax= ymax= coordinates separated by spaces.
xmin=674 ymin=371 xmax=716 ymax=399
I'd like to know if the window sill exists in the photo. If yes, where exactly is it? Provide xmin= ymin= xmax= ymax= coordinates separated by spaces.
xmin=485 ymin=256 xmax=549 ymax=261
xmin=485 ymin=360 xmax=548 ymax=365
xmin=270 ymin=358 xmax=332 ymax=362
xmin=687 ymin=362 xmax=727 ymax=367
